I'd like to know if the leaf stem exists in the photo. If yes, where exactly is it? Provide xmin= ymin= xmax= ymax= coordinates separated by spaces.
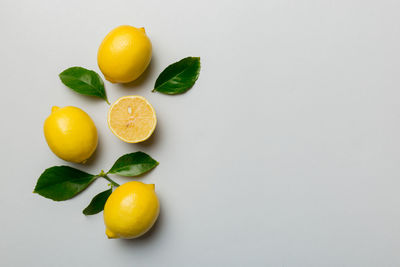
xmin=103 ymin=175 xmax=120 ymax=187
xmin=97 ymin=170 xmax=119 ymax=187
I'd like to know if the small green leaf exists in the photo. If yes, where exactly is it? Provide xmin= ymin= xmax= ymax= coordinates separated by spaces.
xmin=108 ymin=151 xmax=158 ymax=177
xmin=34 ymin=166 xmax=96 ymax=201
xmin=82 ymin=188 xmax=112 ymax=215
xmin=59 ymin=67 xmax=110 ymax=104
xmin=153 ymin=57 xmax=201 ymax=94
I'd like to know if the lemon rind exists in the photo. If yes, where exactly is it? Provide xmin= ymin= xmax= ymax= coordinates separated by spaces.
xmin=107 ymin=95 xmax=157 ymax=143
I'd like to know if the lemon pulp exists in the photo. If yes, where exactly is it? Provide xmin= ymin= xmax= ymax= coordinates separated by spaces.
xmin=108 ymin=95 xmax=156 ymax=143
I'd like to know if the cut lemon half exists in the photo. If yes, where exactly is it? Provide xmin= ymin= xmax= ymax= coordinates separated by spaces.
xmin=108 ymin=96 xmax=157 ymax=143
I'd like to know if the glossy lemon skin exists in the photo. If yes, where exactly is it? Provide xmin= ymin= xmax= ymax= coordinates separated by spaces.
xmin=97 ymin=25 xmax=152 ymax=83
xmin=43 ymin=106 xmax=98 ymax=163
xmin=104 ymin=181 xmax=160 ymax=239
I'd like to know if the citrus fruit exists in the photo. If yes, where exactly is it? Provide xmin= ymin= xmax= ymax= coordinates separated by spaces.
xmin=43 ymin=106 xmax=98 ymax=163
xmin=103 ymin=181 xmax=160 ymax=239
xmin=97 ymin=25 xmax=152 ymax=83
xmin=107 ymin=95 xmax=157 ymax=143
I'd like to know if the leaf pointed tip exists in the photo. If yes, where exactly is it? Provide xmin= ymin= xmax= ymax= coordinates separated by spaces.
xmin=59 ymin=66 xmax=108 ymax=102
xmin=82 ymin=188 xmax=112 ymax=216
xmin=108 ymin=151 xmax=159 ymax=176
xmin=153 ymin=56 xmax=201 ymax=95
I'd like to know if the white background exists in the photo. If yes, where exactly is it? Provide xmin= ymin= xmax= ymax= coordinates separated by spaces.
xmin=1 ymin=0 xmax=400 ymax=266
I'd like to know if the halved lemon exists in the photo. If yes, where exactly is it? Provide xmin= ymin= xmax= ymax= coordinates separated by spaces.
xmin=108 ymin=96 xmax=157 ymax=143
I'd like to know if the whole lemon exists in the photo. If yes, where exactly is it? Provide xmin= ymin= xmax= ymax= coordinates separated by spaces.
xmin=43 ymin=106 xmax=98 ymax=163
xmin=97 ymin=25 xmax=152 ymax=83
xmin=104 ymin=181 xmax=160 ymax=239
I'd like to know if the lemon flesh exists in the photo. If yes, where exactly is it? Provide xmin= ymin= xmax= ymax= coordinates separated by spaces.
xmin=107 ymin=95 xmax=157 ymax=143
xmin=97 ymin=25 xmax=152 ymax=83
xmin=104 ymin=181 xmax=160 ymax=239
xmin=43 ymin=106 xmax=98 ymax=163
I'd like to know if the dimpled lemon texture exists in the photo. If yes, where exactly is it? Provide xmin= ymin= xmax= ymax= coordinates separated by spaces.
xmin=97 ymin=25 xmax=152 ymax=83
xmin=104 ymin=181 xmax=160 ymax=239
xmin=43 ymin=106 xmax=98 ymax=163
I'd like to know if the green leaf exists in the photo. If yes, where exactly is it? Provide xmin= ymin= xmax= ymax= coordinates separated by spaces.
xmin=108 ymin=151 xmax=158 ymax=177
xmin=82 ymin=188 xmax=112 ymax=215
xmin=59 ymin=67 xmax=110 ymax=104
xmin=153 ymin=57 xmax=201 ymax=94
xmin=34 ymin=166 xmax=97 ymax=201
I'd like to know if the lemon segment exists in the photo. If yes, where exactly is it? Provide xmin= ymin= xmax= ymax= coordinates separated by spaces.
xmin=97 ymin=25 xmax=152 ymax=83
xmin=103 ymin=181 xmax=160 ymax=239
xmin=107 ymin=96 xmax=157 ymax=143
xmin=43 ymin=106 xmax=98 ymax=163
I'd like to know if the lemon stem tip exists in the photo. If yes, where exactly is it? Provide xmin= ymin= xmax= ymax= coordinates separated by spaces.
xmin=106 ymin=229 xmax=118 ymax=239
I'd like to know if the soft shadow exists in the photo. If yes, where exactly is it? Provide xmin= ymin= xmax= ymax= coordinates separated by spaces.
xmin=115 ymin=122 xmax=161 ymax=182
xmin=116 ymin=56 xmax=156 ymax=90
xmin=119 ymin=207 xmax=163 ymax=244
xmin=135 ymin=120 xmax=161 ymax=149
xmin=65 ymin=87 xmax=111 ymax=106
xmin=83 ymin=135 xmax=103 ymax=167
xmin=66 ymin=138 xmax=102 ymax=170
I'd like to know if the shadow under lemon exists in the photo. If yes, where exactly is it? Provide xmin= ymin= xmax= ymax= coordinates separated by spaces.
xmin=83 ymin=135 xmax=103 ymax=167
xmin=116 ymin=201 xmax=164 ymax=244
xmin=114 ymin=56 xmax=156 ymax=90
xmin=95 ymin=54 xmax=162 ymax=243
